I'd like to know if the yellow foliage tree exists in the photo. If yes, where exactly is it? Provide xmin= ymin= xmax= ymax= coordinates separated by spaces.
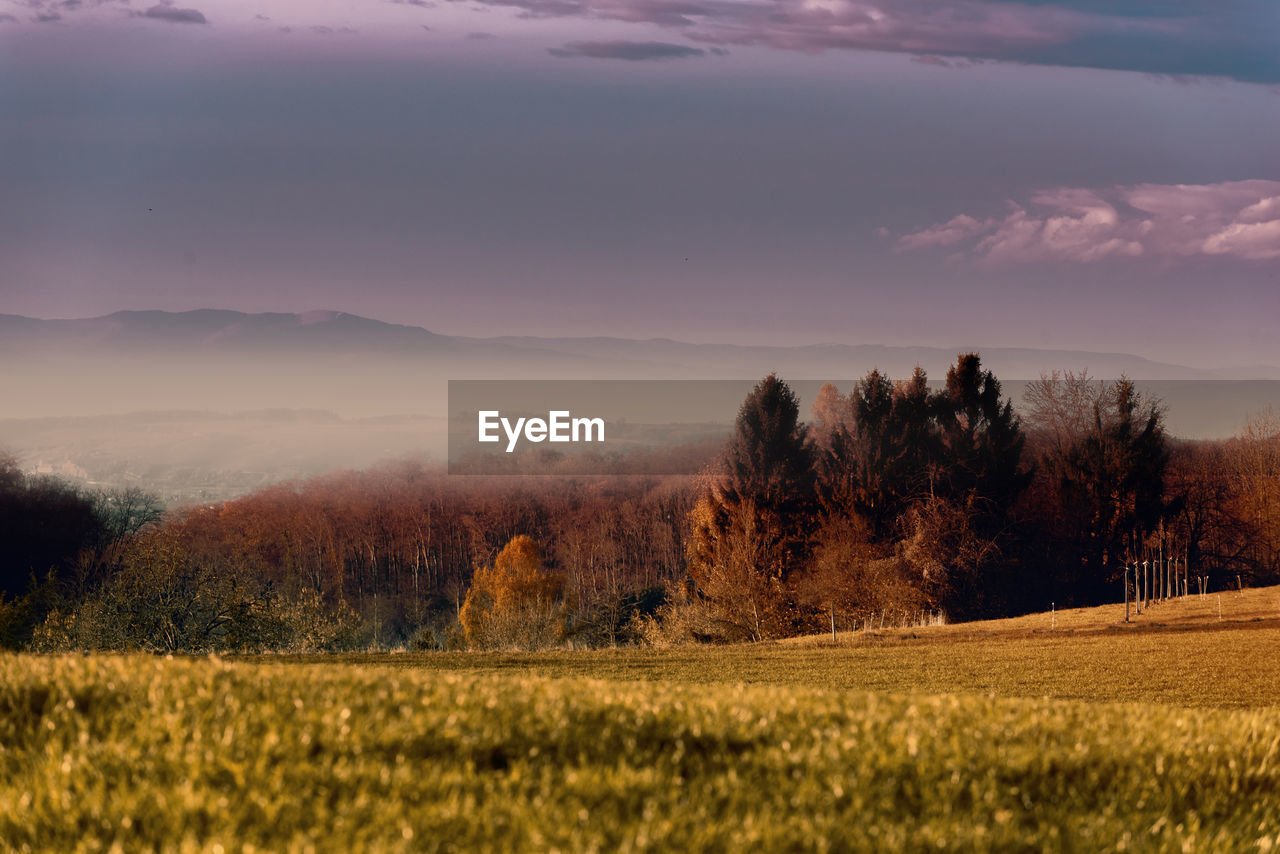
xmin=460 ymin=535 xmax=566 ymax=650
xmin=686 ymin=493 xmax=792 ymax=641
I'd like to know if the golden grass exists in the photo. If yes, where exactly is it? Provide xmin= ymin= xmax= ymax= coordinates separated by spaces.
xmin=278 ymin=585 xmax=1280 ymax=710
xmin=6 ymin=588 xmax=1280 ymax=850
xmin=876 ymin=582 xmax=1280 ymax=639
xmin=4 ymin=654 xmax=1280 ymax=852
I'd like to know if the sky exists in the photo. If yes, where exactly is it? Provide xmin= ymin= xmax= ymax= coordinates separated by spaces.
xmin=2 ymin=0 xmax=1279 ymax=369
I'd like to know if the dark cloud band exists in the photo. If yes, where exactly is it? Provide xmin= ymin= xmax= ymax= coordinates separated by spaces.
xmin=548 ymin=40 xmax=709 ymax=60
xmin=142 ymin=4 xmax=207 ymax=23
xmin=456 ymin=0 xmax=1280 ymax=83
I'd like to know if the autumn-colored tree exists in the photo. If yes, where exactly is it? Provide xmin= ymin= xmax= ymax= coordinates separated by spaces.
xmin=1164 ymin=440 xmax=1249 ymax=580
xmin=809 ymin=357 xmax=1028 ymax=618
xmin=810 ymin=383 xmax=858 ymax=520
xmin=795 ymin=512 xmax=925 ymax=631
xmin=460 ymin=534 xmax=566 ymax=650
xmin=158 ymin=465 xmax=696 ymax=649
xmin=1224 ymin=410 xmax=1280 ymax=581
xmin=30 ymin=529 xmax=269 ymax=653
xmin=687 ymin=375 xmax=814 ymax=639
xmin=30 ymin=525 xmax=363 ymax=654
xmin=899 ymin=495 xmax=1004 ymax=619
xmin=809 ymin=382 xmax=852 ymax=457
xmin=685 ymin=493 xmax=792 ymax=641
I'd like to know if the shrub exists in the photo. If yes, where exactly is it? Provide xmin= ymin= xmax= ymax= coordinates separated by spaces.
xmin=29 ymin=531 xmax=366 ymax=653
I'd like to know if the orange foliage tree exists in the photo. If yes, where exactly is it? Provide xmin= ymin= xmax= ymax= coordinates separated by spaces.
xmin=460 ymin=535 xmax=567 ymax=650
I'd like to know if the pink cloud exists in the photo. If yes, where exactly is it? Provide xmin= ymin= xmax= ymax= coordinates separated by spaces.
xmin=1203 ymin=220 xmax=1280 ymax=261
xmin=893 ymin=214 xmax=985 ymax=251
xmin=895 ymin=180 xmax=1280 ymax=264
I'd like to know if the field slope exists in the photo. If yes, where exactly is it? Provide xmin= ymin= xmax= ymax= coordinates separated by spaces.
xmin=310 ymin=585 xmax=1280 ymax=709
xmin=3 ymin=588 xmax=1280 ymax=852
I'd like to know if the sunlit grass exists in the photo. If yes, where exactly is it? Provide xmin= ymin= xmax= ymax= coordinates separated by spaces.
xmin=5 ymin=589 xmax=1280 ymax=851
xmin=293 ymin=586 xmax=1280 ymax=710
xmin=4 ymin=654 xmax=1280 ymax=852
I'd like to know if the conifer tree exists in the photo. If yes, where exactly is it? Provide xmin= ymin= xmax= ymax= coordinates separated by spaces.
xmin=934 ymin=353 xmax=1031 ymax=514
xmin=687 ymin=374 xmax=815 ymax=638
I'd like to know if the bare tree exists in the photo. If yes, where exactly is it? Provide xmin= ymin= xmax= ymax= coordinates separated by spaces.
xmin=1022 ymin=369 xmax=1115 ymax=455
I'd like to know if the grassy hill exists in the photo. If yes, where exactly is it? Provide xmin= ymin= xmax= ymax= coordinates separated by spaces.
xmin=304 ymin=585 xmax=1280 ymax=709
xmin=3 ymin=588 xmax=1279 ymax=851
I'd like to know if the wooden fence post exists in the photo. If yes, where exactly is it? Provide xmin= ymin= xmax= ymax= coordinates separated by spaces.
xmin=1136 ymin=563 xmax=1143 ymax=615
xmin=1124 ymin=565 xmax=1130 ymax=622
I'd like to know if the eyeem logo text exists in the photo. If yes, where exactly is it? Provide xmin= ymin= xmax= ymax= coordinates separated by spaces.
xmin=478 ymin=410 xmax=606 ymax=453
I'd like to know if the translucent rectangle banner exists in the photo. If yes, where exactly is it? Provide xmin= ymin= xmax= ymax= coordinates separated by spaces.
xmin=447 ymin=380 xmax=766 ymax=475
xmin=448 ymin=378 xmax=1280 ymax=474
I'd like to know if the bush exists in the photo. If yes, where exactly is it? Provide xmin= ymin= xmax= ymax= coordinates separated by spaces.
xmin=630 ymin=579 xmax=723 ymax=646
xmin=29 ymin=531 xmax=366 ymax=653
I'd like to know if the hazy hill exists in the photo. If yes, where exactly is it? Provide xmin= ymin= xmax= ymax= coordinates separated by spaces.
xmin=4 ymin=309 xmax=1280 ymax=500
xmin=5 ymin=308 xmax=1279 ymax=415
xmin=483 ymin=335 xmax=1263 ymax=381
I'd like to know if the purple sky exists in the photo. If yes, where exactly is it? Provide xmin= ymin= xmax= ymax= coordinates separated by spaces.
xmin=2 ymin=0 xmax=1279 ymax=369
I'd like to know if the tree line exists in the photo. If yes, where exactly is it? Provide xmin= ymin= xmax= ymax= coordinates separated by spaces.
xmin=3 ymin=354 xmax=1279 ymax=651
xmin=2 ymin=457 xmax=694 ymax=651
xmin=676 ymin=357 xmax=1160 ymax=640
xmin=672 ymin=359 xmax=1278 ymax=642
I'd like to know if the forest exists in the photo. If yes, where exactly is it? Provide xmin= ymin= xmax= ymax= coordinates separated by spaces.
xmin=3 ymin=353 xmax=1278 ymax=653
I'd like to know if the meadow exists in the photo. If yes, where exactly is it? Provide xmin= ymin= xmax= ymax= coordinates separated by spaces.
xmin=3 ymin=588 xmax=1279 ymax=852
xmin=341 ymin=585 xmax=1280 ymax=710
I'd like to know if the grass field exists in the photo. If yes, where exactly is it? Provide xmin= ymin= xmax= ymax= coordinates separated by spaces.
xmin=299 ymin=584 xmax=1280 ymax=709
xmin=3 ymin=588 xmax=1280 ymax=851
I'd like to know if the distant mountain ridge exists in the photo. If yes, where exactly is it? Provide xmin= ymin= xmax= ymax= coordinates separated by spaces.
xmin=3 ymin=309 xmax=1276 ymax=380
xmin=4 ymin=310 xmax=1280 ymax=494
xmin=0 ymin=309 xmax=454 ymax=355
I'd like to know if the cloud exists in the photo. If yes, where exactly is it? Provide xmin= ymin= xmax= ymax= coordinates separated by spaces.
xmin=894 ymin=180 xmax=1280 ymax=264
xmin=142 ymin=3 xmax=207 ymax=23
xmin=548 ymin=40 xmax=709 ymax=60
xmin=465 ymin=30 xmax=496 ymax=38
xmin=10 ymin=0 xmax=130 ymax=18
xmin=895 ymin=214 xmax=987 ymax=252
xmin=444 ymin=0 xmax=1280 ymax=83
xmin=911 ymin=54 xmax=983 ymax=69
